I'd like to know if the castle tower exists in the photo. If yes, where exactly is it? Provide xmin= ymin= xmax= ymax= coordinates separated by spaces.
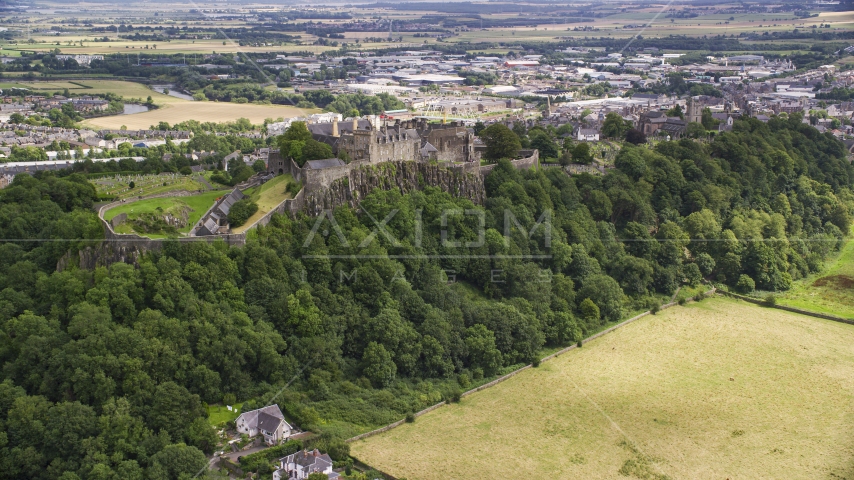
xmin=332 ymin=117 xmax=339 ymax=137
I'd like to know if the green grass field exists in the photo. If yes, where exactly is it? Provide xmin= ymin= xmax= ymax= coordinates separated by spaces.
xmin=104 ymin=189 xmax=227 ymax=237
xmin=352 ymin=297 xmax=854 ymax=480
xmin=230 ymin=174 xmax=294 ymax=234
xmin=18 ymin=79 xmax=178 ymax=104
xmin=778 ymin=236 xmax=854 ymax=318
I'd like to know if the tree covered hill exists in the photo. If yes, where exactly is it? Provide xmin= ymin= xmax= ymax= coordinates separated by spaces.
xmin=0 ymin=114 xmax=851 ymax=479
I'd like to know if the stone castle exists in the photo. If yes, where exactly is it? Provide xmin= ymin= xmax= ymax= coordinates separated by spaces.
xmin=266 ymin=117 xmax=532 ymax=203
xmin=268 ymin=117 xmax=480 ymax=177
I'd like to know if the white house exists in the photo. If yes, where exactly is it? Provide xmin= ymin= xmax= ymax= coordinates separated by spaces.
xmin=273 ymin=449 xmax=339 ymax=480
xmin=235 ymin=405 xmax=292 ymax=446
xmin=576 ymin=128 xmax=600 ymax=142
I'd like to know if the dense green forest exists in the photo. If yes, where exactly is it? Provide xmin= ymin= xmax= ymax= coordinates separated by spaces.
xmin=0 ymin=114 xmax=851 ymax=479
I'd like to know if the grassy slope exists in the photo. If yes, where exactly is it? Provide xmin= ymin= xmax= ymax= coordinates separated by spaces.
xmin=352 ymin=297 xmax=854 ymax=480
xmin=230 ymin=174 xmax=294 ymax=234
xmin=778 ymin=236 xmax=854 ymax=318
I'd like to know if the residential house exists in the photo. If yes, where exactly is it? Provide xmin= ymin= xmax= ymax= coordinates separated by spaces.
xmin=235 ymin=405 xmax=292 ymax=446
xmin=273 ymin=449 xmax=339 ymax=480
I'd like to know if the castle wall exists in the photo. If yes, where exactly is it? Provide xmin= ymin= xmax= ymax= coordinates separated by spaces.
xmin=424 ymin=125 xmax=474 ymax=163
xmin=479 ymin=150 xmax=539 ymax=176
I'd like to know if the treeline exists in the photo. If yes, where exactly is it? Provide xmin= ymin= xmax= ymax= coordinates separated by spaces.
xmin=0 ymin=115 xmax=851 ymax=478
xmin=325 ymin=92 xmax=406 ymax=117
xmin=817 ymin=87 xmax=854 ymax=101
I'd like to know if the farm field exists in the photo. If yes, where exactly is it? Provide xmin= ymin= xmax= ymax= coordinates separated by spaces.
xmin=352 ymin=297 xmax=854 ymax=480
xmin=778 ymin=236 xmax=854 ymax=318
xmin=9 ymin=79 xmax=314 ymax=129
xmin=104 ymin=189 xmax=227 ymax=238
xmin=5 ymin=37 xmax=336 ymax=56
xmin=84 ymin=101 xmax=313 ymax=130
xmin=230 ymin=174 xmax=295 ymax=234
xmin=19 ymin=79 xmax=180 ymax=104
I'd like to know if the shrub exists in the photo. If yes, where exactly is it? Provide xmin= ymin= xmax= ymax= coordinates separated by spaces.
xmin=577 ymin=339 xmax=583 ymax=348
xmin=694 ymin=291 xmax=706 ymax=302
xmin=650 ymin=302 xmax=660 ymax=315
xmin=405 ymin=412 xmax=415 ymax=423
xmin=286 ymin=181 xmax=303 ymax=197
xmin=735 ymin=274 xmax=755 ymax=294
xmin=764 ymin=294 xmax=777 ymax=306
xmin=227 ymin=198 xmax=259 ymax=228
xmin=532 ymin=357 xmax=541 ymax=368
xmin=677 ymin=297 xmax=686 ymax=306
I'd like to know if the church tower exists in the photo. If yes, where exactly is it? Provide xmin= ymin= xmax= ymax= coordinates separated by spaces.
xmin=686 ymin=98 xmax=702 ymax=124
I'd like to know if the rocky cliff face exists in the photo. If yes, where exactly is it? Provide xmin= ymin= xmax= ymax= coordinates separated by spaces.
xmin=303 ymin=161 xmax=484 ymax=214
xmin=57 ymin=242 xmax=147 ymax=272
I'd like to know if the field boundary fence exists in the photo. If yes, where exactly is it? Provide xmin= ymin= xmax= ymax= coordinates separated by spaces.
xmin=346 ymin=287 xmax=716 ymax=445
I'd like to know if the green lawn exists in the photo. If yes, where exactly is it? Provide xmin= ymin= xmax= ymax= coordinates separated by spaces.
xmin=104 ymin=189 xmax=228 ymax=237
xmin=207 ymin=403 xmax=243 ymax=427
xmin=230 ymin=174 xmax=294 ymax=234
xmin=352 ymin=297 xmax=854 ymax=480
xmin=777 ymin=234 xmax=854 ymax=318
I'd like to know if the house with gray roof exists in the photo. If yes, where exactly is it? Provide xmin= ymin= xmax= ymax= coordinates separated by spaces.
xmin=194 ymin=188 xmax=246 ymax=236
xmin=212 ymin=188 xmax=245 ymax=219
xmin=273 ymin=449 xmax=339 ymax=480
xmin=236 ymin=405 xmax=292 ymax=446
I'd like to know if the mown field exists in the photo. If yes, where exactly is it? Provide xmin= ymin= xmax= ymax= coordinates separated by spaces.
xmin=352 ymin=297 xmax=854 ymax=480
xmin=778 ymin=236 xmax=854 ymax=318
xmin=84 ymin=100 xmax=312 ymax=130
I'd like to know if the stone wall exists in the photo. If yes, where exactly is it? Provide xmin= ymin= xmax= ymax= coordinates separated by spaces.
xmin=479 ymin=149 xmax=540 ymax=177
xmin=110 ymin=213 xmax=127 ymax=228
xmin=718 ymin=290 xmax=854 ymax=325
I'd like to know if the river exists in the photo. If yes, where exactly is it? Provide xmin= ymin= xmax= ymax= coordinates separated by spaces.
xmin=122 ymin=104 xmax=150 ymax=115
xmin=150 ymin=84 xmax=195 ymax=101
